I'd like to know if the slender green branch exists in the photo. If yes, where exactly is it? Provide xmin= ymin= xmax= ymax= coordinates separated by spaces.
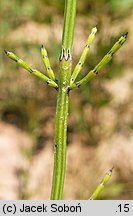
xmin=89 ymin=167 xmax=114 ymax=200
xmin=50 ymin=0 xmax=76 ymax=200
xmin=70 ymin=26 xmax=97 ymax=86
xmin=70 ymin=32 xmax=128 ymax=90
xmin=5 ymin=50 xmax=58 ymax=89
xmin=41 ymin=45 xmax=56 ymax=81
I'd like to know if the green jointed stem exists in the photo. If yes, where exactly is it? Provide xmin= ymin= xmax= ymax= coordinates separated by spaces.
xmin=89 ymin=167 xmax=113 ymax=200
xmin=62 ymin=0 xmax=76 ymax=51
xmin=41 ymin=45 xmax=56 ymax=81
xmin=50 ymin=0 xmax=76 ymax=200
xmin=5 ymin=51 xmax=58 ymax=89
xmin=70 ymin=27 xmax=97 ymax=86
xmin=51 ymin=51 xmax=72 ymax=199
xmin=70 ymin=32 xmax=128 ymax=90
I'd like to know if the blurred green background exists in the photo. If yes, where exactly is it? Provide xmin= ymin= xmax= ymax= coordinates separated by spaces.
xmin=0 ymin=0 xmax=133 ymax=199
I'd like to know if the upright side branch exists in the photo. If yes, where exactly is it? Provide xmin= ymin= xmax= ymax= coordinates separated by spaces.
xmin=70 ymin=26 xmax=97 ymax=85
xmin=41 ymin=45 xmax=56 ymax=81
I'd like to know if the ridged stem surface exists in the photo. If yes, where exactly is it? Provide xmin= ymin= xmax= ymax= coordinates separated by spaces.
xmin=50 ymin=0 xmax=76 ymax=199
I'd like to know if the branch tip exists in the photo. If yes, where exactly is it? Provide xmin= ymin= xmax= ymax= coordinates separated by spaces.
xmin=93 ymin=26 xmax=98 ymax=33
xmin=123 ymin=32 xmax=128 ymax=38
xmin=110 ymin=166 xmax=114 ymax=172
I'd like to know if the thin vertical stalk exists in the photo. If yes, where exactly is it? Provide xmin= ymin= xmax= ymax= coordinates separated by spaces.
xmin=62 ymin=0 xmax=76 ymax=51
xmin=50 ymin=0 xmax=76 ymax=200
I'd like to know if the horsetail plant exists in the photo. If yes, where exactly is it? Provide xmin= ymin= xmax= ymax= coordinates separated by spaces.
xmin=5 ymin=0 xmax=128 ymax=200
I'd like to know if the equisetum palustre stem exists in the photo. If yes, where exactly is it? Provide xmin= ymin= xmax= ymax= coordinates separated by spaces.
xmin=50 ymin=48 xmax=72 ymax=199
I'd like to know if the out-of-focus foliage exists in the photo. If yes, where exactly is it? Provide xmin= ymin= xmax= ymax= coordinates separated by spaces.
xmin=0 ymin=0 xmax=133 ymax=199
